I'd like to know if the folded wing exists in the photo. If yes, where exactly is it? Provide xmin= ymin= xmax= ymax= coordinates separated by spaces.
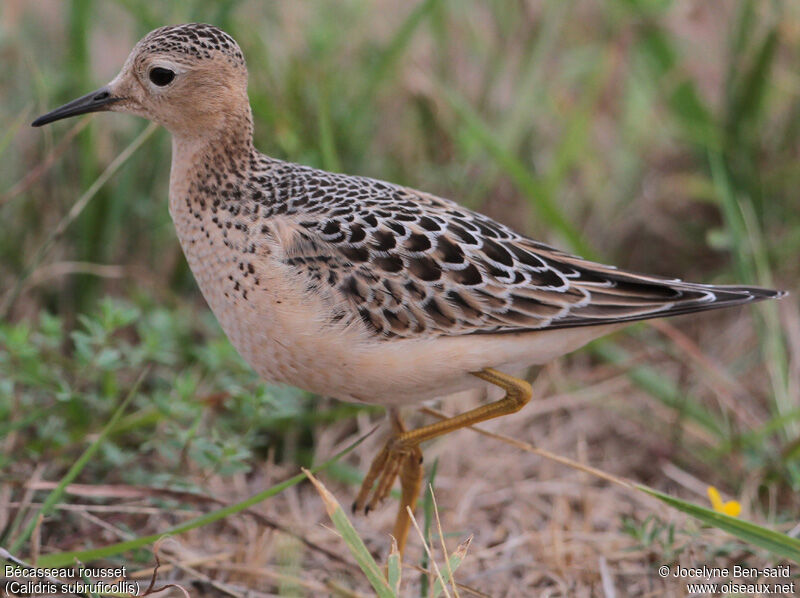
xmin=271 ymin=169 xmax=783 ymax=339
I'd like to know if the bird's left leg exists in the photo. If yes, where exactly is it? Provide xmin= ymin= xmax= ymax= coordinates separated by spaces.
xmin=353 ymin=407 xmax=423 ymax=556
xmin=353 ymin=368 xmax=532 ymax=557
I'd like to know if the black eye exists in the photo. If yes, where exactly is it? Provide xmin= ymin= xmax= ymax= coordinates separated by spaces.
xmin=149 ymin=67 xmax=175 ymax=86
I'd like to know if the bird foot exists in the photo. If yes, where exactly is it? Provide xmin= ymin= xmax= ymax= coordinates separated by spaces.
xmin=352 ymin=437 xmax=423 ymax=515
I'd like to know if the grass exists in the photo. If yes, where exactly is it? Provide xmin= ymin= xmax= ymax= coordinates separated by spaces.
xmin=1 ymin=0 xmax=798 ymax=595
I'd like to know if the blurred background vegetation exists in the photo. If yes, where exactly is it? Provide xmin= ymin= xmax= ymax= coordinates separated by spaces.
xmin=1 ymin=0 xmax=798 ymax=595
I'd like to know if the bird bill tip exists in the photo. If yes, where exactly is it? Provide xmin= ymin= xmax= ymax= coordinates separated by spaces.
xmin=32 ymin=86 xmax=120 ymax=127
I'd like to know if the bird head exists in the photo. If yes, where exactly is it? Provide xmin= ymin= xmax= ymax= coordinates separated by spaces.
xmin=32 ymin=23 xmax=250 ymax=140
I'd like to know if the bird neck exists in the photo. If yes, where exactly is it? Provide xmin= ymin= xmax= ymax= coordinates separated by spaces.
xmin=172 ymin=103 xmax=255 ymax=161
xmin=169 ymin=105 xmax=257 ymax=200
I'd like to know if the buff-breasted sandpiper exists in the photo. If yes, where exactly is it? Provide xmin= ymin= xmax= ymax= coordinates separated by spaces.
xmin=32 ymin=23 xmax=786 ymax=556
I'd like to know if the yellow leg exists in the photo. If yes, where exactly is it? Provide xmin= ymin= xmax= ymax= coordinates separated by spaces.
xmin=353 ymin=368 xmax=532 ymax=556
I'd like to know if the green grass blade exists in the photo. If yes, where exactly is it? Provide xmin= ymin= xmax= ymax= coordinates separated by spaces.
xmin=439 ymin=85 xmax=591 ymax=256
xmin=726 ymin=27 xmax=778 ymax=146
xmin=317 ymin=86 xmax=341 ymax=172
xmin=34 ymin=433 xmax=368 ymax=568
xmin=541 ymin=50 xmax=611 ymax=203
xmin=497 ymin=2 xmax=569 ymax=145
xmin=430 ymin=538 xmax=470 ymax=598
xmin=305 ymin=469 xmax=395 ymax=598
xmin=420 ymin=458 xmax=439 ymax=597
xmin=1 ymin=121 xmax=159 ymax=317
xmin=357 ymin=0 xmax=439 ymax=109
xmin=9 ymin=367 xmax=146 ymax=553
xmin=387 ymin=540 xmax=402 ymax=594
xmin=713 ymin=408 xmax=800 ymax=457
xmin=709 ymin=152 xmax=752 ymax=281
xmin=738 ymin=201 xmax=793 ymax=438
xmin=591 ymin=340 xmax=725 ymax=438
xmin=638 ymin=485 xmax=800 ymax=562
xmin=465 ymin=1 xmax=569 ymax=204
xmin=630 ymin=12 xmax=718 ymax=150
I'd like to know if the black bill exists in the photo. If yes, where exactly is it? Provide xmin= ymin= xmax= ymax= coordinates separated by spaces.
xmin=32 ymin=86 xmax=121 ymax=127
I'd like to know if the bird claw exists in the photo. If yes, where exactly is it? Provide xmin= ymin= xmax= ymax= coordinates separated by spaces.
xmin=353 ymin=438 xmax=422 ymax=517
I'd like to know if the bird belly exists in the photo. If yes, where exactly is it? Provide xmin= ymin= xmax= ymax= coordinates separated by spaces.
xmin=173 ymin=230 xmax=361 ymax=396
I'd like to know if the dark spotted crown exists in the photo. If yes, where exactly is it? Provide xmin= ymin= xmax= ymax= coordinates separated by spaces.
xmin=138 ymin=23 xmax=245 ymax=67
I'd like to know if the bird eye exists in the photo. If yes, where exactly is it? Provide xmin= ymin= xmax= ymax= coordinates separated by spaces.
xmin=149 ymin=67 xmax=175 ymax=86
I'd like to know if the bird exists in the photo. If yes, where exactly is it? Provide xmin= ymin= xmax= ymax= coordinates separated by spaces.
xmin=32 ymin=23 xmax=785 ymax=557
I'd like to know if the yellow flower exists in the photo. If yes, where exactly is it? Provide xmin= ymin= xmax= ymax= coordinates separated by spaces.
xmin=707 ymin=486 xmax=741 ymax=517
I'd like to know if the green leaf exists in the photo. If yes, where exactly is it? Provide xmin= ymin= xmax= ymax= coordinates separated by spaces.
xmin=306 ymin=470 xmax=395 ymax=598
xmin=431 ymin=537 xmax=471 ymax=598
xmin=638 ymin=485 xmax=800 ymax=562
xmin=9 ymin=367 xmax=146 ymax=552
xmin=387 ymin=540 xmax=402 ymax=594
